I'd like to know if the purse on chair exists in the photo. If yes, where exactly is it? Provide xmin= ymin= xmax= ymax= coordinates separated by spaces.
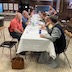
xmin=11 ymin=56 xmax=24 ymax=69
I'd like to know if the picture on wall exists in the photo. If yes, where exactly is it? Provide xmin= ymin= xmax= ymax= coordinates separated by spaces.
xmin=67 ymin=0 xmax=72 ymax=9
xmin=9 ymin=3 xmax=13 ymax=10
xmin=3 ymin=3 xmax=8 ymax=10
xmin=14 ymin=3 xmax=18 ymax=11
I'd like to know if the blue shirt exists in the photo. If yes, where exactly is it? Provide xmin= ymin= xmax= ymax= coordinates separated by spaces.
xmin=22 ymin=16 xmax=28 ymax=25
xmin=22 ymin=16 xmax=28 ymax=29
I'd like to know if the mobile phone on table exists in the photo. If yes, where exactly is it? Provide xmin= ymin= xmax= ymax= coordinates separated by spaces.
xmin=39 ymin=30 xmax=41 ymax=34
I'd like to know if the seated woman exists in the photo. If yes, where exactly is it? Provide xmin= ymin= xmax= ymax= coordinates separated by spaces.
xmin=38 ymin=16 xmax=66 ymax=68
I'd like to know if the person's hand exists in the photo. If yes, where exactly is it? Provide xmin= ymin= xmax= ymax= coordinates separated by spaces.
xmin=40 ymin=34 xmax=45 ymax=38
xmin=39 ymin=25 xmax=46 ymax=30
xmin=26 ymin=18 xmax=31 ymax=25
xmin=46 ymin=22 xmax=50 ymax=26
xmin=38 ymin=24 xmax=43 ymax=26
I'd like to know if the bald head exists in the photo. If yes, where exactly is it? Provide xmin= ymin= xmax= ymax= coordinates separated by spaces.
xmin=22 ymin=10 xmax=28 ymax=14
xmin=22 ymin=10 xmax=29 ymax=18
xmin=15 ymin=12 xmax=22 ymax=21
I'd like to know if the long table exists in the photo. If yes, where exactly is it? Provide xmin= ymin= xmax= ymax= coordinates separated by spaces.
xmin=17 ymin=24 xmax=56 ymax=59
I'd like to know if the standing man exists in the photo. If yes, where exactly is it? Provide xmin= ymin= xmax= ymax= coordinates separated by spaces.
xmin=9 ymin=12 xmax=23 ymax=41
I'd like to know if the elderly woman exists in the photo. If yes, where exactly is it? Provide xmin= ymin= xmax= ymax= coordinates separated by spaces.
xmin=38 ymin=16 xmax=66 ymax=68
xmin=40 ymin=16 xmax=66 ymax=54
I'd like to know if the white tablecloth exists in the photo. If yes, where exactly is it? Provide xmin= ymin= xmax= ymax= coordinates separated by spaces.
xmin=17 ymin=25 xmax=56 ymax=59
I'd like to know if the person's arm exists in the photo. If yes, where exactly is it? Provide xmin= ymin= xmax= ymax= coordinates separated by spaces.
xmin=52 ymin=8 xmax=57 ymax=16
xmin=20 ymin=26 xmax=24 ymax=33
xmin=26 ymin=18 xmax=31 ymax=25
xmin=40 ymin=27 xmax=61 ymax=42
xmin=45 ymin=22 xmax=52 ymax=33
xmin=14 ymin=29 xmax=23 ymax=34
xmin=46 ymin=26 xmax=52 ymax=34
xmin=40 ymin=22 xmax=50 ymax=30
xmin=21 ymin=27 xmax=24 ymax=32
xmin=20 ymin=22 xmax=24 ymax=32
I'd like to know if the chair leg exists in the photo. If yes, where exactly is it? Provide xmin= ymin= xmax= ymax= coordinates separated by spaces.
xmin=15 ymin=45 xmax=17 ymax=52
xmin=10 ymin=48 xmax=12 ymax=60
xmin=0 ymin=31 xmax=2 ymax=38
xmin=63 ymin=52 xmax=71 ymax=68
xmin=2 ymin=47 xmax=4 ymax=53
xmin=25 ymin=53 xmax=27 ymax=59
xmin=16 ymin=41 xmax=19 ymax=48
xmin=3 ymin=29 xmax=5 ymax=41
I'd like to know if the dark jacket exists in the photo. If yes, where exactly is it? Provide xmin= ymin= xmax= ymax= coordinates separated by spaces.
xmin=50 ymin=24 xmax=66 ymax=54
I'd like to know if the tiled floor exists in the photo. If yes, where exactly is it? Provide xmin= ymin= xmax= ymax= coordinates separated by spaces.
xmin=0 ymin=21 xmax=72 ymax=72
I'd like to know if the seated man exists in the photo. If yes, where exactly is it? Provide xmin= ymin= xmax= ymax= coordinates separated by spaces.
xmin=38 ymin=16 xmax=66 ymax=68
xmin=9 ymin=12 xmax=23 ymax=41
xmin=22 ymin=10 xmax=30 ymax=29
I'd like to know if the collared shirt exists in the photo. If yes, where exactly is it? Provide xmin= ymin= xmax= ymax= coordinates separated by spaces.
xmin=9 ymin=18 xmax=22 ymax=32
xmin=22 ymin=16 xmax=28 ymax=25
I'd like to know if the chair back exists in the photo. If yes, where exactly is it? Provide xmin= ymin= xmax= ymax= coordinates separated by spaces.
xmin=65 ymin=34 xmax=70 ymax=49
xmin=8 ymin=27 xmax=11 ymax=36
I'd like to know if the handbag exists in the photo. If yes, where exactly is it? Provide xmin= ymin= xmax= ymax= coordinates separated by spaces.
xmin=11 ymin=56 xmax=24 ymax=69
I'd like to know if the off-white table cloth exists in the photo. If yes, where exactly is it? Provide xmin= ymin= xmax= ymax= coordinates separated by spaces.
xmin=17 ymin=24 xmax=56 ymax=59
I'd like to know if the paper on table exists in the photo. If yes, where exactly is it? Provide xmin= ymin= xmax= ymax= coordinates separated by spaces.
xmin=41 ymin=30 xmax=48 ymax=35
